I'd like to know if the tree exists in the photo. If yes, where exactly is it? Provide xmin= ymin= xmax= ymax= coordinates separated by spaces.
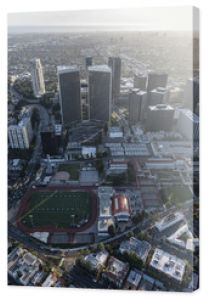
xmin=132 ymin=213 xmax=144 ymax=225
xmin=105 ymin=244 xmax=113 ymax=255
xmin=136 ymin=231 xmax=148 ymax=241
xmin=13 ymin=79 xmax=34 ymax=98
xmin=97 ymin=243 xmax=105 ymax=252
xmin=108 ymin=224 xmax=116 ymax=236
xmin=79 ymin=249 xmax=90 ymax=256
xmin=127 ymin=231 xmax=134 ymax=239
xmin=123 ymin=251 xmax=144 ymax=270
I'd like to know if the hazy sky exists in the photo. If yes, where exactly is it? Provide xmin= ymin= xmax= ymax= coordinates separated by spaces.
xmin=8 ymin=7 xmax=198 ymax=32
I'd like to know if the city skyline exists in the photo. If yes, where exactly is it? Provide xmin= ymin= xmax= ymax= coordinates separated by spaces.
xmin=7 ymin=7 xmax=199 ymax=292
xmin=8 ymin=7 xmax=198 ymax=32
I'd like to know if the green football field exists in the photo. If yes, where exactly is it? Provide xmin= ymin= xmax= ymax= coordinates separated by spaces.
xmin=21 ymin=190 xmax=92 ymax=229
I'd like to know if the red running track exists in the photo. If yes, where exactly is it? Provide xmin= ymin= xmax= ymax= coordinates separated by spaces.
xmin=16 ymin=186 xmax=98 ymax=234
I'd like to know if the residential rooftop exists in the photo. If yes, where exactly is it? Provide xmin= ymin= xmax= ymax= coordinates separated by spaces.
xmin=155 ymin=212 xmax=184 ymax=232
xmin=150 ymin=248 xmax=186 ymax=283
xmin=119 ymin=237 xmax=151 ymax=263
xmin=84 ymin=251 xmax=109 ymax=270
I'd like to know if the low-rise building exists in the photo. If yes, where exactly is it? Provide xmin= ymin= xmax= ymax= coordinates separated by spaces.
xmin=31 ymin=271 xmax=47 ymax=286
xmin=127 ymin=190 xmax=143 ymax=214
xmin=151 ymin=141 xmax=193 ymax=159
xmin=105 ymin=143 xmax=125 ymax=157
xmin=124 ymin=269 xmax=142 ymax=290
xmin=65 ymin=142 xmax=82 ymax=160
xmin=139 ymin=274 xmax=155 ymax=291
xmin=81 ymin=146 xmax=96 ymax=158
xmin=97 ymin=186 xmax=114 ymax=236
xmin=119 ymin=237 xmax=151 ymax=263
xmin=145 ymin=158 xmax=183 ymax=170
xmin=155 ymin=212 xmax=184 ymax=233
xmin=8 ymin=248 xmax=42 ymax=286
xmin=167 ymin=224 xmax=195 ymax=251
xmin=123 ymin=143 xmax=150 ymax=157
xmin=150 ymin=248 xmax=186 ymax=283
xmin=8 ymin=116 xmax=33 ymax=149
xmin=112 ymin=194 xmax=130 ymax=222
xmin=102 ymin=256 xmax=129 ymax=288
xmin=42 ymin=272 xmax=58 ymax=287
xmin=79 ymin=167 xmax=99 ymax=186
xmin=109 ymin=127 xmax=123 ymax=139
xmin=8 ymin=159 xmax=24 ymax=177
xmin=107 ymin=160 xmax=128 ymax=175
xmin=84 ymin=251 xmax=109 ymax=271
xmin=30 ymin=232 xmax=49 ymax=243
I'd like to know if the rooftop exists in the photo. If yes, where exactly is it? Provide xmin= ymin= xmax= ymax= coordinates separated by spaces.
xmin=119 ymin=237 xmax=151 ymax=263
xmin=150 ymin=248 xmax=186 ymax=282
xmin=151 ymin=141 xmax=193 ymax=158
xmin=84 ymin=251 xmax=109 ymax=270
xmin=151 ymin=87 xmax=167 ymax=93
xmin=126 ymin=269 xmax=142 ymax=288
xmin=57 ymin=65 xmax=79 ymax=74
xmin=149 ymin=104 xmax=174 ymax=111
xmin=23 ymin=252 xmax=38 ymax=266
xmin=88 ymin=65 xmax=111 ymax=73
xmin=179 ymin=109 xmax=199 ymax=123
xmin=112 ymin=194 xmax=130 ymax=217
xmin=104 ymin=256 xmax=129 ymax=282
xmin=109 ymin=127 xmax=123 ymax=138
xmin=98 ymin=186 xmax=114 ymax=217
xmin=155 ymin=212 xmax=184 ymax=232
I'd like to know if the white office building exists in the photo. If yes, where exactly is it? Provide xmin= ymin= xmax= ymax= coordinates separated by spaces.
xmin=150 ymin=248 xmax=186 ymax=283
xmin=30 ymin=58 xmax=45 ymax=98
xmin=8 ymin=117 xmax=33 ymax=149
xmin=177 ymin=109 xmax=199 ymax=141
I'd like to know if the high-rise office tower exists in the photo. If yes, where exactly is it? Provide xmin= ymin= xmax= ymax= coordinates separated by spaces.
xmin=184 ymin=78 xmax=199 ymax=113
xmin=146 ymin=104 xmax=174 ymax=132
xmin=108 ymin=57 xmax=121 ymax=104
xmin=128 ymin=89 xmax=147 ymax=126
xmin=149 ymin=87 xmax=169 ymax=105
xmin=88 ymin=65 xmax=112 ymax=122
xmin=30 ymin=58 xmax=46 ymax=98
xmin=41 ymin=124 xmax=62 ymax=156
xmin=177 ymin=109 xmax=199 ymax=142
xmin=147 ymin=71 xmax=168 ymax=92
xmin=134 ymin=73 xmax=147 ymax=90
xmin=8 ymin=117 xmax=33 ymax=149
xmin=58 ymin=66 xmax=81 ymax=127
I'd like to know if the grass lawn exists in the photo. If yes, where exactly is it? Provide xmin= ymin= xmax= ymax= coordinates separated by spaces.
xmin=161 ymin=185 xmax=193 ymax=208
xmin=57 ymin=164 xmax=80 ymax=180
xmin=21 ymin=190 xmax=92 ymax=229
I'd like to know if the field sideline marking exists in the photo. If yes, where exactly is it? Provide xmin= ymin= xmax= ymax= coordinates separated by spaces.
xmin=17 ymin=190 xmax=59 ymax=223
